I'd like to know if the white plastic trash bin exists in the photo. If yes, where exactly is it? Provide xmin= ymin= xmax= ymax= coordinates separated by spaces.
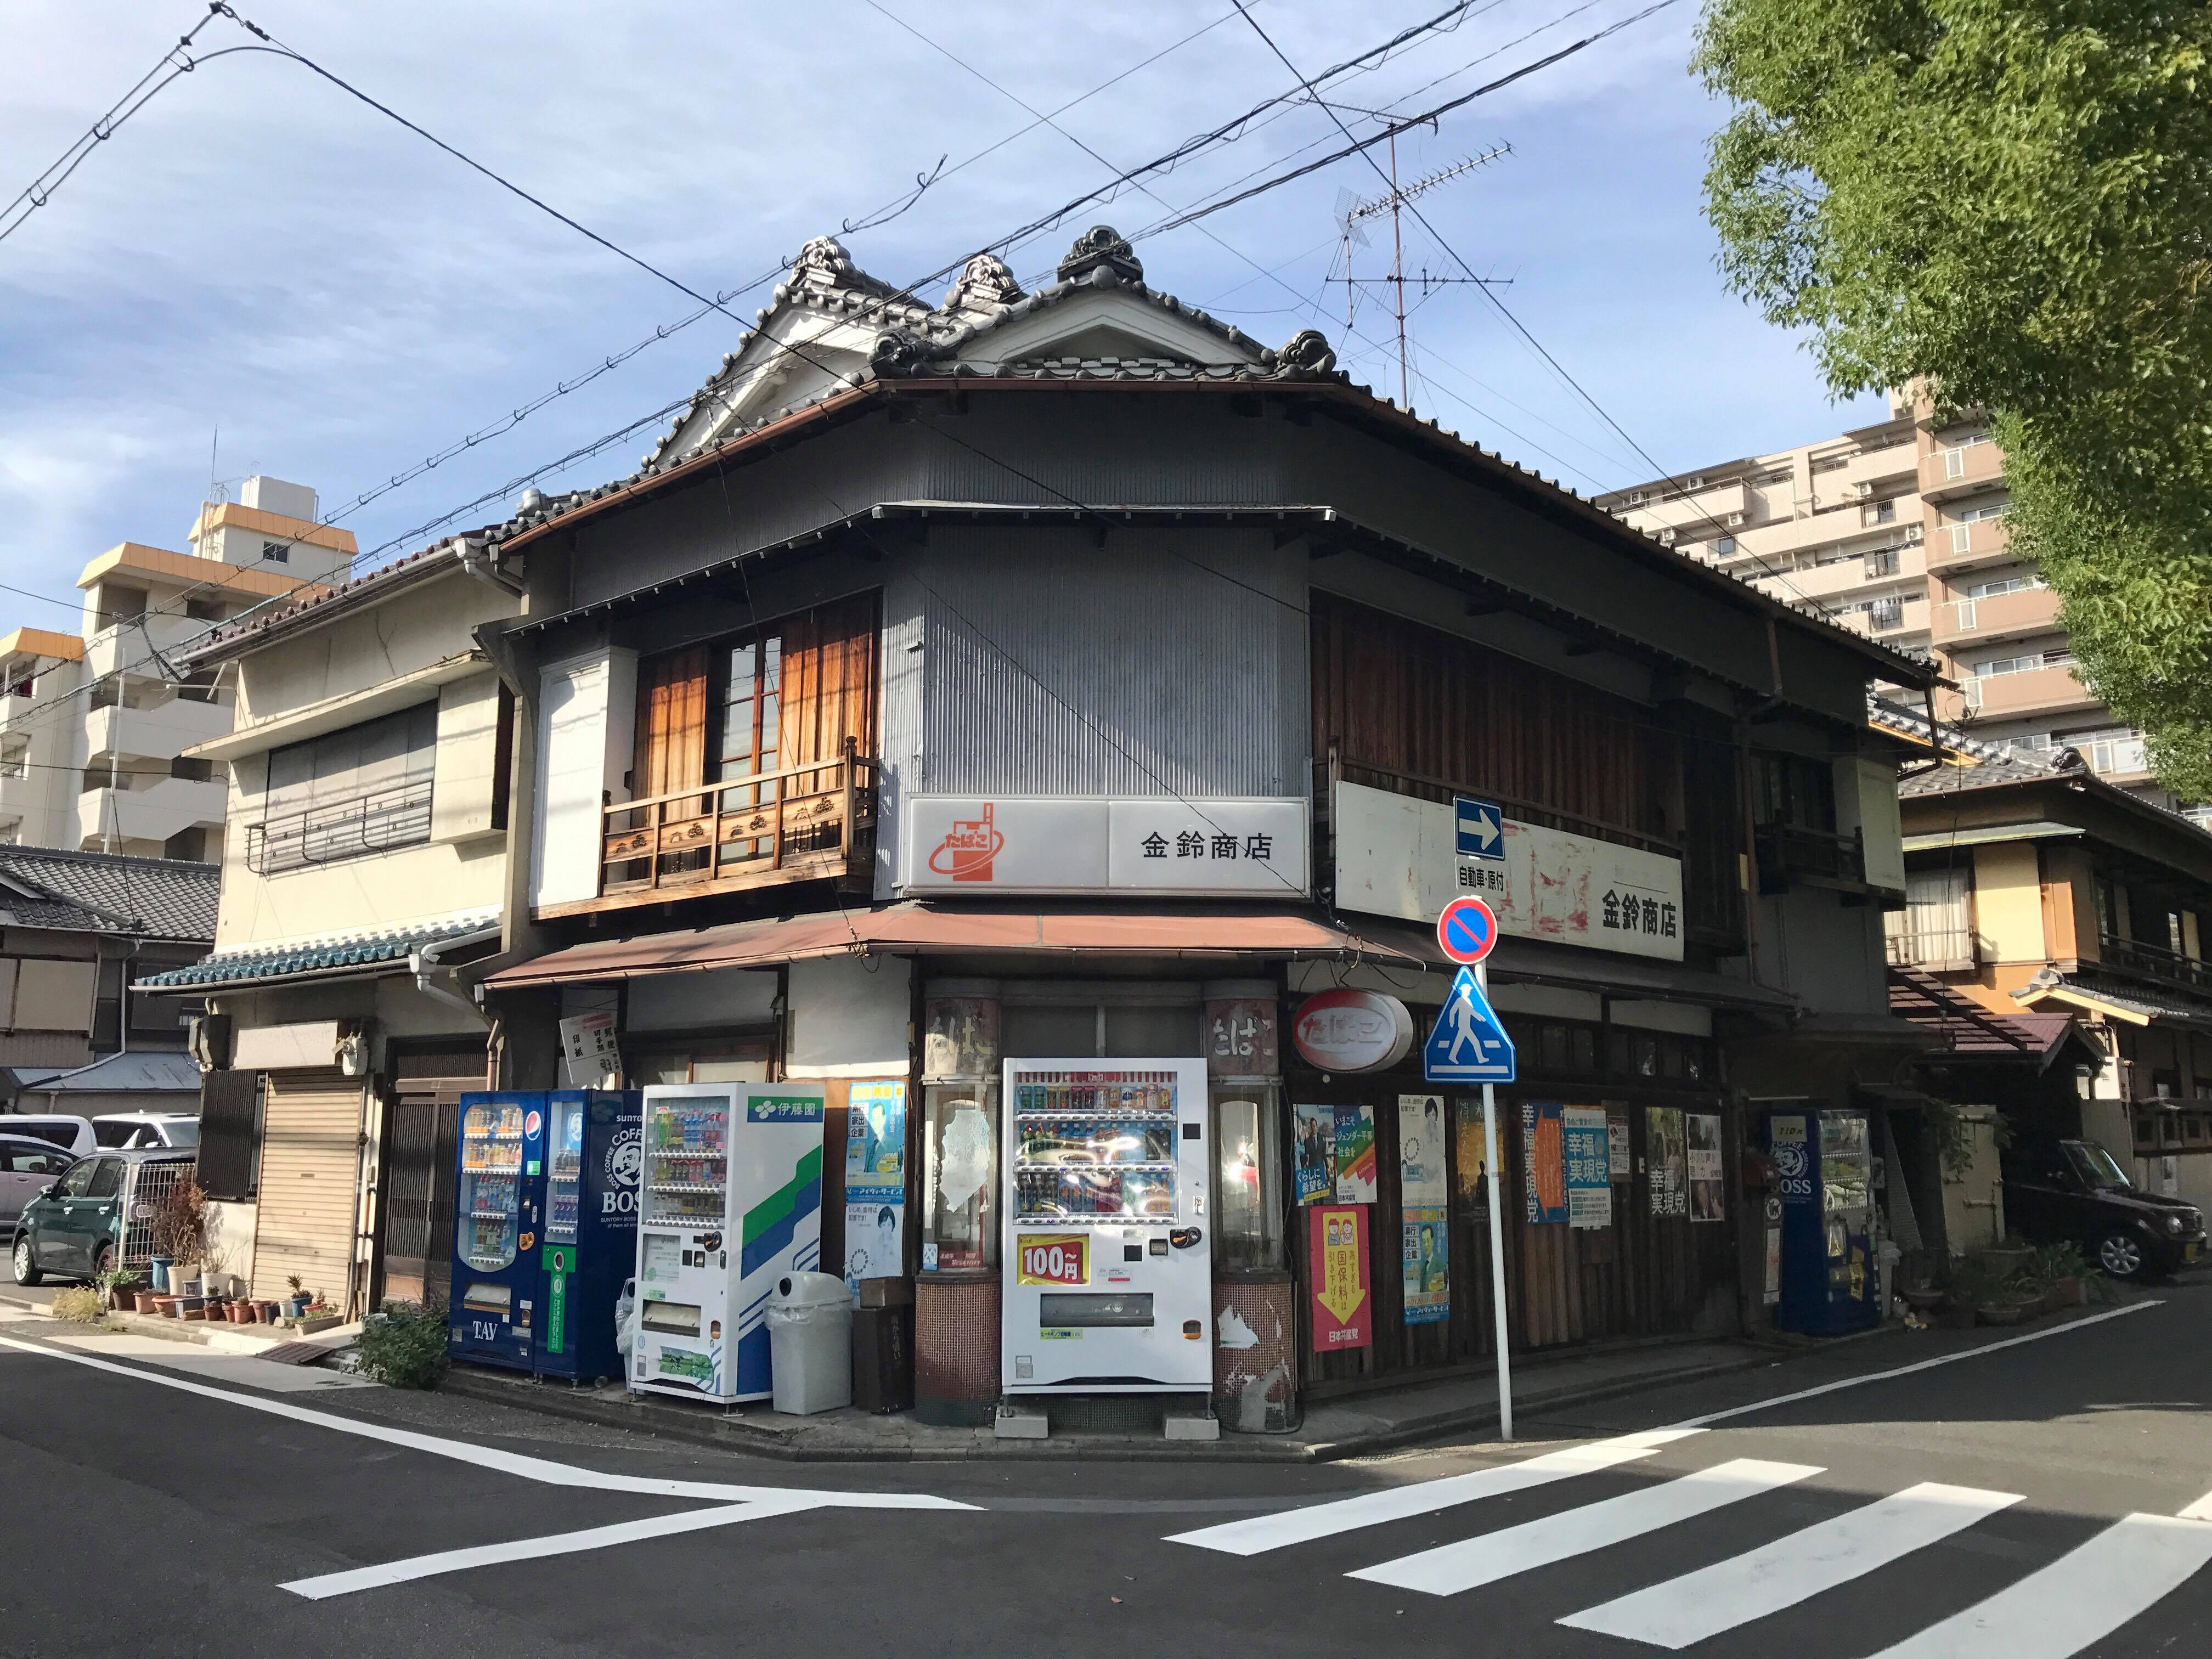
xmin=766 ymin=1271 xmax=854 ymax=1415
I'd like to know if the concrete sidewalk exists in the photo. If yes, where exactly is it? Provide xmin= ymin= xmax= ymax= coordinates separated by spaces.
xmin=436 ymin=1333 xmax=1790 ymax=1463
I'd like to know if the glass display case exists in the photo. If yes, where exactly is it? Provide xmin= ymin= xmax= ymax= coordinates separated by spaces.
xmin=546 ymin=1093 xmax=585 ymax=1245
xmin=1210 ymin=1082 xmax=1283 ymax=1270
xmin=459 ymin=1098 xmax=524 ymax=1272
xmin=1008 ymin=1069 xmax=1181 ymax=1226
xmin=923 ymin=1082 xmax=999 ymax=1271
xmin=642 ymin=1091 xmax=730 ymax=1225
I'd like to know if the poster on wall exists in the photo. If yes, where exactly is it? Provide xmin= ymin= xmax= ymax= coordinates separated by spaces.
xmin=1334 ymin=1104 xmax=1378 ymax=1203
xmin=1648 ymin=1107 xmax=1688 ymax=1217
xmin=558 ymin=1011 xmax=621 ymax=1089
xmin=1402 ymin=1206 xmax=1450 ymax=1324
xmin=1563 ymin=1107 xmax=1612 ymax=1230
xmin=1398 ymin=1094 xmax=1448 ymax=1208
xmin=1294 ymin=1104 xmax=1337 ymax=1204
xmin=847 ymin=1082 xmax=907 ymax=1182
xmin=1688 ymin=1112 xmax=1725 ymax=1222
xmin=1523 ymin=1101 xmax=1567 ymax=1224
xmin=1607 ymin=1110 xmax=1632 ymax=1179
xmin=1453 ymin=1100 xmax=1490 ymax=1212
xmin=844 ymin=1081 xmax=909 ymax=1299
xmin=1308 ymin=1205 xmax=1372 ymax=1351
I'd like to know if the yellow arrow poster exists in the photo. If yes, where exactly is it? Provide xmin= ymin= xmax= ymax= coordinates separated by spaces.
xmin=1308 ymin=1204 xmax=1372 ymax=1350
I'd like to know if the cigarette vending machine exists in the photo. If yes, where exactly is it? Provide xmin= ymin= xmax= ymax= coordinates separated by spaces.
xmin=1001 ymin=1058 xmax=1211 ymax=1394
xmin=448 ymin=1091 xmax=641 ymax=1381
xmin=631 ymin=1081 xmax=827 ymax=1402
xmin=1768 ymin=1106 xmax=1882 ymax=1337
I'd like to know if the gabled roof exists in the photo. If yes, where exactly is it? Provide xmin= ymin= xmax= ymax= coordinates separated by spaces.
xmin=2012 ymin=967 xmax=2212 ymax=1033
xmin=0 ymin=845 xmax=217 ymax=941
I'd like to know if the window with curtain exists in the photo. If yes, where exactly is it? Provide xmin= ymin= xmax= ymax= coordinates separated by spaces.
xmin=1883 ymin=867 xmax=1973 ymax=968
xmin=252 ymin=703 xmax=436 ymax=872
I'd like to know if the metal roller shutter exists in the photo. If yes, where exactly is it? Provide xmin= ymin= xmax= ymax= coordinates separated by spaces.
xmin=251 ymin=1068 xmax=365 ymax=1312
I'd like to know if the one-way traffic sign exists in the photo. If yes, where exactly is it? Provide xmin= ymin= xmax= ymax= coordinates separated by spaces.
xmin=1423 ymin=966 xmax=1517 ymax=1084
xmin=1455 ymin=795 xmax=1504 ymax=861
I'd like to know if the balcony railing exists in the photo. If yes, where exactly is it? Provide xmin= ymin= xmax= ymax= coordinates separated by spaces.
xmin=591 ymin=740 xmax=875 ymax=909
xmin=1754 ymin=822 xmax=1867 ymax=894
xmin=2097 ymin=932 xmax=2212 ymax=996
xmin=245 ymin=777 xmax=433 ymax=874
xmin=1886 ymin=927 xmax=1976 ymax=970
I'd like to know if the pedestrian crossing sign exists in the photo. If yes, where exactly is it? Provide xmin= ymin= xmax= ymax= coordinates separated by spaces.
xmin=1424 ymin=967 xmax=1516 ymax=1084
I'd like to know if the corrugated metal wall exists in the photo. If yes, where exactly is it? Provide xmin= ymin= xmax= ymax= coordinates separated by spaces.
xmin=910 ymin=527 xmax=1304 ymax=798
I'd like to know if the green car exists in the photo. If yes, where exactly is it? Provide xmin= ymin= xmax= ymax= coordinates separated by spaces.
xmin=10 ymin=1149 xmax=193 ymax=1286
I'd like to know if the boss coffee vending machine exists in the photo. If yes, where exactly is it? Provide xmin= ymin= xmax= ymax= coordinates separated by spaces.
xmin=1001 ymin=1058 xmax=1211 ymax=1395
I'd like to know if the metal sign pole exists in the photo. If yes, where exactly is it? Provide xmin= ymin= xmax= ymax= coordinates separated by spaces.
xmin=1479 ymin=961 xmax=1513 ymax=1441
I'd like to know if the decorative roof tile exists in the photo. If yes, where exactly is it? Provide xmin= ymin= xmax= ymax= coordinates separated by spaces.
xmin=134 ymin=909 xmax=498 ymax=991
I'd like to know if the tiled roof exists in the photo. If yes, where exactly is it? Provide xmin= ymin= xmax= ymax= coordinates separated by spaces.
xmin=2012 ymin=968 xmax=2212 ymax=1032
xmin=135 ymin=909 xmax=500 ymax=990
xmin=9 ymin=1049 xmax=201 ymax=1095
xmin=0 ymin=845 xmax=217 ymax=941
xmin=183 ymin=524 xmax=501 ymax=662
xmin=1889 ymin=967 xmax=2079 ymax=1060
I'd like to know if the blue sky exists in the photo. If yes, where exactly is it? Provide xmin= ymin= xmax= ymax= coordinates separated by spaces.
xmin=0 ymin=0 xmax=1884 ymax=614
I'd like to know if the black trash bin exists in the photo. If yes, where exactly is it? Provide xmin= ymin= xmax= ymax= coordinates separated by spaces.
xmin=851 ymin=1304 xmax=914 ymax=1413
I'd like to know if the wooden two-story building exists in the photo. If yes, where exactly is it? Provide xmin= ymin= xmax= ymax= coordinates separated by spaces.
xmin=471 ymin=229 xmax=1934 ymax=1426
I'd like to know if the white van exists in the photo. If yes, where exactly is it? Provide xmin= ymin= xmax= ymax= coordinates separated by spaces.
xmin=92 ymin=1114 xmax=199 ymax=1150
xmin=0 ymin=1115 xmax=97 ymax=1159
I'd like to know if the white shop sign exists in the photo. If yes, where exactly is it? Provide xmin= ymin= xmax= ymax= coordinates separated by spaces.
xmin=901 ymin=796 xmax=1308 ymax=896
xmin=1333 ymin=780 xmax=1684 ymax=962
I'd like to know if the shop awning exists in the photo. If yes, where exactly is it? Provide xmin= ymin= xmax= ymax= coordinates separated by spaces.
xmin=481 ymin=902 xmax=1429 ymax=989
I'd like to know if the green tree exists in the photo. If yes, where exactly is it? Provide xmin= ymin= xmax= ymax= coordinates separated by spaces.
xmin=1694 ymin=1 xmax=2212 ymax=795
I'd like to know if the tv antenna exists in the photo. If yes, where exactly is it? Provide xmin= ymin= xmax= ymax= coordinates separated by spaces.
xmin=1331 ymin=141 xmax=1513 ymax=407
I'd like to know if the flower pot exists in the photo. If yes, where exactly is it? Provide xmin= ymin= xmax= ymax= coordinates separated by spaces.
xmin=223 ymin=1303 xmax=247 ymax=1324
xmin=1975 ymin=1301 xmax=2028 ymax=1327
xmin=285 ymin=1296 xmax=308 ymax=1318
xmin=1900 ymin=1286 xmax=1945 ymax=1312
xmin=109 ymin=1287 xmax=135 ymax=1312
xmin=258 ymin=1301 xmax=282 ymax=1323
xmin=148 ymin=1258 xmax=171 ymax=1293
xmin=133 ymin=1290 xmax=161 ymax=1314
xmin=149 ymin=1294 xmax=177 ymax=1317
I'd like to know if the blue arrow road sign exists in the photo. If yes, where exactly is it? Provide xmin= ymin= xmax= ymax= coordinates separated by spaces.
xmin=1424 ymin=966 xmax=1517 ymax=1084
xmin=1455 ymin=795 xmax=1504 ymax=861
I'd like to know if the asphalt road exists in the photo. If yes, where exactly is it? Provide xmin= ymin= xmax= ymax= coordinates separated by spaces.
xmin=3 ymin=1284 xmax=2210 ymax=1658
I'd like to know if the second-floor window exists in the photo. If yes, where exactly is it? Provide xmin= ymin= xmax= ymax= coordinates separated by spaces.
xmin=250 ymin=703 xmax=436 ymax=874
xmin=1752 ymin=752 xmax=1837 ymax=834
xmin=1886 ymin=867 xmax=1972 ymax=968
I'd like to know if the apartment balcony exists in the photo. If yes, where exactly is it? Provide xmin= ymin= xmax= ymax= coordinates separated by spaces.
xmin=2098 ymin=932 xmax=2212 ymax=999
xmin=1929 ymin=585 xmax=2062 ymax=650
xmin=83 ymin=692 xmax=232 ymax=760
xmin=69 ymin=775 xmax=227 ymax=850
xmin=1922 ymin=514 xmax=2012 ymax=574
xmin=538 ymin=744 xmax=876 ymax=921
xmin=1920 ymin=440 xmax=2006 ymax=503
xmin=82 ymin=612 xmax=210 ymax=684
xmin=1949 ymin=663 xmax=2103 ymax=723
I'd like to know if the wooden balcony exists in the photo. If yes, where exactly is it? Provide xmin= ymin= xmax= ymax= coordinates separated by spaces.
xmin=538 ymin=740 xmax=875 ymax=919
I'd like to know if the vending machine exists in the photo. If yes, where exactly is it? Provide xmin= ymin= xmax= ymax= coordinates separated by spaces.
xmin=1768 ymin=1106 xmax=1882 ymax=1337
xmin=448 ymin=1091 xmax=641 ymax=1381
xmin=1001 ymin=1058 xmax=1211 ymax=1395
xmin=631 ymin=1081 xmax=827 ymax=1403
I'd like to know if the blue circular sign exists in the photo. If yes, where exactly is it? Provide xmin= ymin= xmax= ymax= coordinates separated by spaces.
xmin=1437 ymin=895 xmax=1499 ymax=964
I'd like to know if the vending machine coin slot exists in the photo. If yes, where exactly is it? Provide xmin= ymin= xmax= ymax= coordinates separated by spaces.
xmin=1149 ymin=1238 xmax=1167 ymax=1256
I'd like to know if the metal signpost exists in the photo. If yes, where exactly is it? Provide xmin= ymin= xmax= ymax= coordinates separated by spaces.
xmin=1429 ymin=896 xmax=1517 ymax=1437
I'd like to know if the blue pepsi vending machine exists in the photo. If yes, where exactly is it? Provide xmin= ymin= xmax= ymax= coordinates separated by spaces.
xmin=1768 ymin=1107 xmax=1881 ymax=1336
xmin=449 ymin=1090 xmax=641 ymax=1380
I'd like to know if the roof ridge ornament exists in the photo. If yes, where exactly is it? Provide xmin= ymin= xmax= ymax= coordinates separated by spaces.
xmin=869 ymin=328 xmax=934 ymax=376
xmin=1276 ymin=328 xmax=1337 ymax=376
xmin=792 ymin=234 xmax=861 ymax=287
xmin=1056 ymin=224 xmax=1143 ymax=287
xmin=943 ymin=252 xmax=1025 ymax=314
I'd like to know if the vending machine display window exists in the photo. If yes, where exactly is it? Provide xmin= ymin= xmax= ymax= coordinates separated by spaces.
xmin=923 ymin=1082 xmax=1000 ymax=1271
xmin=459 ymin=1099 xmax=524 ymax=1272
xmin=1210 ymin=1083 xmax=1284 ymax=1271
xmin=642 ymin=1093 xmax=731 ymax=1226
xmin=546 ymin=1094 xmax=586 ymax=1246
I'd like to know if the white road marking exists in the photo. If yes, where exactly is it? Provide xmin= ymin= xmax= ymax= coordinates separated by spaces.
xmin=0 ymin=1332 xmax=970 ymax=1511
xmin=1864 ymin=1510 xmax=2212 ymax=1658
xmin=1351 ymin=1458 xmax=1822 ymax=1596
xmin=1671 ymin=1301 xmax=2160 ymax=1429
xmin=1559 ymin=1481 xmax=2023 ymax=1648
xmin=1166 ymin=1430 xmax=1703 ymax=1556
xmin=2180 ymin=1488 xmax=2212 ymax=1522
xmin=280 ymin=1498 xmax=819 ymax=1599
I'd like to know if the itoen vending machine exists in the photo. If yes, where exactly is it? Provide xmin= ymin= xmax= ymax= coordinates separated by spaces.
xmin=631 ymin=1081 xmax=826 ymax=1402
xmin=1001 ymin=1058 xmax=1211 ymax=1393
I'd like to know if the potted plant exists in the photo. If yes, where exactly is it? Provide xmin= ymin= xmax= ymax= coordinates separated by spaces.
xmin=133 ymin=1288 xmax=161 ymax=1315
xmin=148 ymin=1255 xmax=172 ymax=1294
xmin=151 ymin=1178 xmax=208 ymax=1299
xmin=284 ymin=1275 xmax=309 ymax=1319
xmin=1897 ymin=1251 xmax=1945 ymax=1313
xmin=96 ymin=1256 xmax=142 ymax=1313
xmin=2030 ymin=1242 xmax=2092 ymax=1309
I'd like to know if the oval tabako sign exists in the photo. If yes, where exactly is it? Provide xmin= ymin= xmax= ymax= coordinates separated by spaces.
xmin=1292 ymin=989 xmax=1415 ymax=1073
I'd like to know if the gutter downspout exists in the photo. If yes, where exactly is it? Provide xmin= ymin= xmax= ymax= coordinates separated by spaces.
xmin=411 ymin=926 xmax=501 ymax=1026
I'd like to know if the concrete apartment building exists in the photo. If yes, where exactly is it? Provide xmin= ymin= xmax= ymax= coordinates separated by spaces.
xmin=1596 ymin=394 xmax=2202 ymax=826
xmin=0 ymin=477 xmax=349 ymax=859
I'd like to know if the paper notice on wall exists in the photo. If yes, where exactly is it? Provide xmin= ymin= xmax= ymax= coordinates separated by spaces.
xmin=558 ymin=1012 xmax=620 ymax=1088
xmin=1402 ymin=1205 xmax=1449 ymax=1324
xmin=844 ymin=1184 xmax=905 ymax=1297
xmin=1607 ymin=1112 xmax=1631 ymax=1178
xmin=1688 ymin=1112 xmax=1725 ymax=1222
xmin=1564 ymin=1107 xmax=1612 ymax=1230
xmin=1649 ymin=1107 xmax=1687 ymax=1217
xmin=1334 ymin=1104 xmax=1378 ymax=1204
xmin=1524 ymin=1101 xmax=1566 ymax=1224
xmin=1398 ymin=1094 xmax=1447 ymax=1208
xmin=847 ymin=1081 xmax=907 ymax=1181
xmin=1294 ymin=1104 xmax=1336 ymax=1205
xmin=1309 ymin=1205 xmax=1372 ymax=1351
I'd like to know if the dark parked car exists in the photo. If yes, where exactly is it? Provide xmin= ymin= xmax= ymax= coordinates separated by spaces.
xmin=9 ymin=1149 xmax=193 ymax=1287
xmin=2003 ymin=1138 xmax=2206 ymax=1279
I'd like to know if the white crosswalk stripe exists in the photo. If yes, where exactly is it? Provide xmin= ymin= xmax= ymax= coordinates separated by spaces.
xmin=1861 ymin=1510 xmax=2212 ymax=1659
xmin=1350 ymin=1457 xmax=1822 ymax=1597
xmin=1558 ymin=1481 xmax=2024 ymax=1649
xmin=1165 ymin=1429 xmax=1702 ymax=1556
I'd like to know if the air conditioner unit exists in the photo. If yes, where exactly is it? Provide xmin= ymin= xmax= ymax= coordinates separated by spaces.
xmin=1626 ymin=491 xmax=1646 ymax=506
xmin=1904 ymin=524 xmax=1924 ymax=544
xmin=1856 ymin=481 xmax=1874 ymax=498
xmin=1725 ymin=512 xmax=1746 ymax=529
xmin=1685 ymin=475 xmax=1706 ymax=489
xmin=1657 ymin=527 xmax=1677 ymax=545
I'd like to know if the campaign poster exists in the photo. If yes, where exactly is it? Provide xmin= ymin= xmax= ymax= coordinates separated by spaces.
xmin=1688 ymin=1111 xmax=1725 ymax=1222
xmin=1607 ymin=1109 xmax=1632 ymax=1178
xmin=847 ymin=1081 xmax=907 ymax=1181
xmin=1398 ymin=1093 xmax=1448 ymax=1209
xmin=1453 ymin=1098 xmax=1491 ymax=1211
xmin=1308 ymin=1205 xmax=1372 ymax=1351
xmin=1334 ymin=1104 xmax=1378 ymax=1204
xmin=1402 ymin=1205 xmax=1449 ymax=1324
xmin=844 ymin=1185 xmax=905 ymax=1297
xmin=1649 ymin=1107 xmax=1688 ymax=1217
xmin=1294 ymin=1104 xmax=1337 ymax=1205
xmin=1563 ymin=1106 xmax=1612 ymax=1230
xmin=1523 ymin=1100 xmax=1567 ymax=1224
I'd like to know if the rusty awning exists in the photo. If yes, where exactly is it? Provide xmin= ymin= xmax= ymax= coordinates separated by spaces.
xmin=482 ymin=901 xmax=1427 ymax=989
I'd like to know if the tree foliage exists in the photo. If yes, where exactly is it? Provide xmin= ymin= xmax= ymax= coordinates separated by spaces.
xmin=1693 ymin=1 xmax=2212 ymax=794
